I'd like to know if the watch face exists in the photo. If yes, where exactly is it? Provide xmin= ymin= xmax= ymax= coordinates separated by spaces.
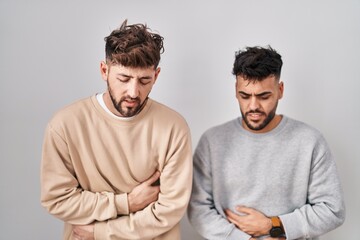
xmin=270 ymin=227 xmax=283 ymax=237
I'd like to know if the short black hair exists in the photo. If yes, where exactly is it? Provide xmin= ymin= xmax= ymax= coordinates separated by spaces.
xmin=232 ymin=46 xmax=283 ymax=81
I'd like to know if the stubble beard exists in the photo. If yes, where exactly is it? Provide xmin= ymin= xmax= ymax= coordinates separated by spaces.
xmin=108 ymin=86 xmax=142 ymax=117
xmin=241 ymin=102 xmax=278 ymax=131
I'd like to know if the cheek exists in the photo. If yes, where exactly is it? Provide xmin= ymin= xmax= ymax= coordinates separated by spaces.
xmin=108 ymin=82 xmax=127 ymax=96
xmin=140 ymin=84 xmax=154 ymax=95
xmin=237 ymin=101 xmax=247 ymax=112
xmin=262 ymin=99 xmax=277 ymax=111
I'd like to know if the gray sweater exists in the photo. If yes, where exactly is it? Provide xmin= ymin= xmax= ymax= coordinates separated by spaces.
xmin=188 ymin=116 xmax=345 ymax=240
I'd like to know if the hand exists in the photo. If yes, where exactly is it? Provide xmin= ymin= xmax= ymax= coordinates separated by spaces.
xmin=72 ymin=223 xmax=94 ymax=240
xmin=128 ymin=171 xmax=161 ymax=213
xmin=225 ymin=206 xmax=272 ymax=237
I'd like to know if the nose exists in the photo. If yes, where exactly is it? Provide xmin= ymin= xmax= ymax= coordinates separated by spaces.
xmin=249 ymin=96 xmax=260 ymax=110
xmin=127 ymin=81 xmax=140 ymax=98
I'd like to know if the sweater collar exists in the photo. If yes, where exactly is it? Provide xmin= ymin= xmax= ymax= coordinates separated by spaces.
xmin=236 ymin=115 xmax=288 ymax=138
xmin=91 ymin=94 xmax=153 ymax=125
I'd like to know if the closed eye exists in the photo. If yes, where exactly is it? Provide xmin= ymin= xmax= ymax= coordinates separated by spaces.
xmin=139 ymin=79 xmax=152 ymax=85
xmin=239 ymin=91 xmax=251 ymax=99
xmin=240 ymin=95 xmax=250 ymax=99
xmin=257 ymin=92 xmax=272 ymax=99
xmin=117 ymin=77 xmax=130 ymax=83
xmin=259 ymin=94 xmax=271 ymax=100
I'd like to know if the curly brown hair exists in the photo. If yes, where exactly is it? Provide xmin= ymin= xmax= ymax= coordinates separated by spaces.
xmin=104 ymin=19 xmax=164 ymax=68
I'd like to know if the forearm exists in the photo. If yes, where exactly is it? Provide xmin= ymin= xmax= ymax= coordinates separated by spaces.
xmin=41 ymin=126 xmax=131 ymax=224
xmin=188 ymin=203 xmax=252 ymax=240
xmin=94 ymin=182 xmax=191 ymax=239
xmin=280 ymin=148 xmax=345 ymax=239
xmin=280 ymin=201 xmax=344 ymax=240
xmin=94 ymin=200 xmax=185 ymax=239
xmin=41 ymin=187 xmax=128 ymax=224
xmin=93 ymin=134 xmax=193 ymax=239
xmin=41 ymin=155 xmax=129 ymax=224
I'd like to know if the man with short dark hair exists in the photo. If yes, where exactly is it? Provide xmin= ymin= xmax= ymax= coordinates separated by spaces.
xmin=188 ymin=46 xmax=345 ymax=240
xmin=41 ymin=20 xmax=192 ymax=240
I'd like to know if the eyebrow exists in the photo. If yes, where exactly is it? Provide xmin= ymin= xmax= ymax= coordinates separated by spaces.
xmin=116 ymin=73 xmax=152 ymax=79
xmin=238 ymin=91 xmax=272 ymax=97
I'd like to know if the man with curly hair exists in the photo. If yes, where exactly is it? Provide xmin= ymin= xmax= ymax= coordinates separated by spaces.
xmin=41 ymin=20 xmax=192 ymax=240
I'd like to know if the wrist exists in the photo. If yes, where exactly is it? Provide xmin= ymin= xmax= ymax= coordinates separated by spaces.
xmin=264 ymin=217 xmax=273 ymax=235
xmin=269 ymin=216 xmax=285 ymax=238
xmin=127 ymin=193 xmax=134 ymax=213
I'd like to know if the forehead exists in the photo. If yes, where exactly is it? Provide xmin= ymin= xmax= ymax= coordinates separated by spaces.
xmin=109 ymin=64 xmax=156 ymax=76
xmin=236 ymin=75 xmax=278 ymax=92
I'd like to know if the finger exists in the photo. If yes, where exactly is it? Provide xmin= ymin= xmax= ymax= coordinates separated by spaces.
xmin=73 ymin=234 xmax=81 ymax=240
xmin=236 ymin=205 xmax=253 ymax=214
xmin=72 ymin=226 xmax=80 ymax=235
xmin=73 ymin=226 xmax=88 ymax=237
xmin=224 ymin=209 xmax=239 ymax=219
xmin=148 ymin=187 xmax=160 ymax=200
xmin=72 ymin=229 xmax=81 ymax=239
xmin=152 ymin=185 xmax=161 ymax=193
xmin=226 ymin=209 xmax=246 ymax=225
xmin=73 ymin=225 xmax=85 ymax=234
xmin=151 ymin=178 xmax=160 ymax=187
xmin=227 ymin=215 xmax=237 ymax=224
xmin=145 ymin=171 xmax=161 ymax=185
xmin=227 ymin=208 xmax=248 ymax=219
xmin=224 ymin=208 xmax=230 ymax=215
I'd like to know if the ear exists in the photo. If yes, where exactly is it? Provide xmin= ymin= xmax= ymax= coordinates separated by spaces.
xmin=100 ymin=61 xmax=108 ymax=81
xmin=235 ymin=77 xmax=240 ymax=99
xmin=278 ymin=81 xmax=284 ymax=99
xmin=153 ymin=67 xmax=161 ymax=83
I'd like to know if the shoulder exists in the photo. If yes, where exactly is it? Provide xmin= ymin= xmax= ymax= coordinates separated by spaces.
xmin=284 ymin=116 xmax=328 ymax=147
xmin=285 ymin=116 xmax=323 ymax=137
xmin=199 ymin=118 xmax=239 ymax=143
xmin=149 ymin=99 xmax=185 ymax=119
xmin=47 ymin=96 xmax=93 ymax=129
xmin=206 ymin=118 xmax=239 ymax=135
xmin=148 ymin=99 xmax=190 ymax=129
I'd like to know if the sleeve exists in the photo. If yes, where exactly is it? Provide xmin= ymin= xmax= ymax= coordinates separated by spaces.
xmin=93 ymin=130 xmax=193 ymax=240
xmin=40 ymin=124 xmax=129 ymax=225
xmin=187 ymin=134 xmax=252 ymax=240
xmin=279 ymin=137 xmax=346 ymax=239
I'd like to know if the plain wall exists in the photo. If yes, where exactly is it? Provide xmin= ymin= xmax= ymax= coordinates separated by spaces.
xmin=1 ymin=0 xmax=359 ymax=239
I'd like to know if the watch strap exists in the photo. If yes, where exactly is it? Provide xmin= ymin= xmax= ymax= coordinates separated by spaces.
xmin=271 ymin=216 xmax=281 ymax=227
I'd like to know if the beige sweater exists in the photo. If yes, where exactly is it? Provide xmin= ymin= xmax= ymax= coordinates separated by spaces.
xmin=41 ymin=96 xmax=193 ymax=240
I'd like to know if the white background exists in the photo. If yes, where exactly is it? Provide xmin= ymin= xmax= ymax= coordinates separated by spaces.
xmin=1 ymin=0 xmax=359 ymax=239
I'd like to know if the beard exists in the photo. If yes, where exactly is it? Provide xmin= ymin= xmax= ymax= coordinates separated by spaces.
xmin=241 ymin=102 xmax=278 ymax=131
xmin=108 ymin=85 xmax=143 ymax=118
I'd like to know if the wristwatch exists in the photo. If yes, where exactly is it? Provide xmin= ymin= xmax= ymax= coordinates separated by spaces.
xmin=269 ymin=216 xmax=285 ymax=237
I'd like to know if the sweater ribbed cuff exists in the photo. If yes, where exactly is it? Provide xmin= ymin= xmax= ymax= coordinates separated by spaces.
xmin=115 ymin=193 xmax=129 ymax=215
xmin=280 ymin=212 xmax=308 ymax=239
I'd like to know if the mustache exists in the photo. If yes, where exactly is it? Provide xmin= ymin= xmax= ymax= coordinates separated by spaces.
xmin=121 ymin=96 xmax=140 ymax=102
xmin=246 ymin=110 xmax=265 ymax=115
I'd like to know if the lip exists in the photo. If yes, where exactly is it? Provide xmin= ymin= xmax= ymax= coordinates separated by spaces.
xmin=124 ymin=100 xmax=138 ymax=107
xmin=247 ymin=112 xmax=263 ymax=121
